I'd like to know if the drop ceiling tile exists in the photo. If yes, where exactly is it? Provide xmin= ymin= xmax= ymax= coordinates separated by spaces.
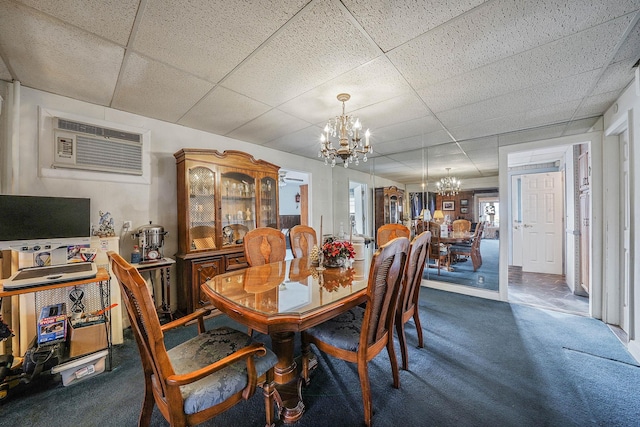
xmin=388 ymin=0 xmax=639 ymax=87
xmin=373 ymin=135 xmax=430 ymax=155
xmin=277 ymin=56 xmax=413 ymax=124
xmin=132 ymin=0 xmax=308 ymax=82
xmin=342 ymin=0 xmax=485 ymax=52
xmin=17 ymin=0 xmax=138 ymax=45
xmin=112 ymin=52 xmax=214 ymax=122
xmin=612 ymin=17 xmax=640 ymax=63
xmin=265 ymin=126 xmax=322 ymax=156
xmin=350 ymin=94 xmax=432 ymax=138
xmin=591 ymin=60 xmax=636 ymax=96
xmin=563 ymin=117 xmax=602 ymax=135
xmin=436 ymin=70 xmax=599 ymax=129
xmin=373 ymin=115 xmax=445 ymax=143
xmin=223 ymin=0 xmax=382 ymax=106
xmin=227 ymin=108 xmax=311 ymax=145
xmin=449 ymin=109 xmax=569 ymax=142
xmin=574 ymin=90 xmax=619 ymax=119
xmin=0 ymin=1 xmax=123 ymax=105
xmin=420 ymin=17 xmax=630 ymax=113
xmin=458 ymin=135 xmax=499 ymax=153
xmin=498 ymin=123 xmax=568 ymax=146
xmin=179 ymin=86 xmax=272 ymax=136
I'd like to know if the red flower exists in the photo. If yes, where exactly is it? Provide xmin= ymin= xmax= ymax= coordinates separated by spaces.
xmin=321 ymin=237 xmax=355 ymax=260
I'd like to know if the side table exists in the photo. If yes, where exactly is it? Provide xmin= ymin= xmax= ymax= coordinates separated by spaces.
xmin=131 ymin=258 xmax=176 ymax=320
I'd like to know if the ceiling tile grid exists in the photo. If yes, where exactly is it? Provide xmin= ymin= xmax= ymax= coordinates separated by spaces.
xmin=1 ymin=0 xmax=639 ymax=184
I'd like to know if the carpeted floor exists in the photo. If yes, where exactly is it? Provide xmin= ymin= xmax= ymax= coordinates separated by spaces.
xmin=2 ymin=287 xmax=638 ymax=426
xmin=424 ymin=239 xmax=499 ymax=290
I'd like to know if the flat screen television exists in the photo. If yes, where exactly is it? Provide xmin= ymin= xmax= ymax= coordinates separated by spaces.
xmin=0 ymin=195 xmax=91 ymax=250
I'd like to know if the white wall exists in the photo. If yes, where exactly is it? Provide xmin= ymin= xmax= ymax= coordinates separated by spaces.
xmin=604 ymin=80 xmax=640 ymax=361
xmin=278 ymin=183 xmax=301 ymax=215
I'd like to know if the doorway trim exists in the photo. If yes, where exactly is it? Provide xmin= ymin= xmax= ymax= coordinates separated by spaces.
xmin=499 ymin=131 xmax=603 ymax=317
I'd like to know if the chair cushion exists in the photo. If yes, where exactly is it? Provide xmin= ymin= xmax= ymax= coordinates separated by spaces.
xmin=450 ymin=244 xmax=471 ymax=252
xmin=305 ymin=306 xmax=365 ymax=352
xmin=167 ymin=326 xmax=277 ymax=415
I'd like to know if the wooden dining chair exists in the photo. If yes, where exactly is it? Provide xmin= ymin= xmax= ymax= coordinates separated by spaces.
xmin=243 ymin=227 xmax=287 ymax=267
xmin=107 ymin=251 xmax=278 ymax=427
xmin=288 ymin=225 xmax=317 ymax=258
xmin=396 ymin=230 xmax=431 ymax=371
xmin=301 ymin=237 xmax=409 ymax=427
xmin=428 ymin=222 xmax=450 ymax=275
xmin=377 ymin=223 xmax=410 ymax=247
xmin=452 ymin=219 xmax=471 ymax=233
xmin=450 ymin=222 xmax=485 ymax=271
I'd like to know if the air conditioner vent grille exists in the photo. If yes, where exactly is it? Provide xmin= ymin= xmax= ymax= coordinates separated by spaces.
xmin=76 ymin=135 xmax=142 ymax=173
xmin=57 ymin=118 xmax=141 ymax=143
xmin=53 ymin=117 xmax=144 ymax=176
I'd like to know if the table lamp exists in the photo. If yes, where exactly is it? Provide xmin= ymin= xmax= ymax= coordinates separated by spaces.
xmin=433 ymin=210 xmax=444 ymax=223
xmin=420 ymin=209 xmax=431 ymax=222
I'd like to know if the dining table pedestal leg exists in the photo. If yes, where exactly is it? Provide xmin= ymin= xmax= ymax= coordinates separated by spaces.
xmin=270 ymin=331 xmax=305 ymax=424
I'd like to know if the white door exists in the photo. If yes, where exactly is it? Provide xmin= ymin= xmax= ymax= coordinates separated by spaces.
xmin=620 ymin=132 xmax=630 ymax=332
xmin=521 ymin=172 xmax=564 ymax=274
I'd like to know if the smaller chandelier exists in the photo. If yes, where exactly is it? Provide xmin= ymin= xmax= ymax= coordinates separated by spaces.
xmin=436 ymin=168 xmax=461 ymax=196
xmin=319 ymin=93 xmax=372 ymax=168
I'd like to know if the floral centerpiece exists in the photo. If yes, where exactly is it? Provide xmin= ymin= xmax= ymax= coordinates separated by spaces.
xmin=321 ymin=237 xmax=355 ymax=268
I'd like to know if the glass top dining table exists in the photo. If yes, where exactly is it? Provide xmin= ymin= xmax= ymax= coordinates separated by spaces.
xmin=202 ymin=257 xmax=370 ymax=333
xmin=201 ymin=256 xmax=370 ymax=423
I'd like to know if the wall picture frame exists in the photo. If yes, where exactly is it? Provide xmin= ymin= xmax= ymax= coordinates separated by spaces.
xmin=460 ymin=207 xmax=469 ymax=214
xmin=443 ymin=201 xmax=455 ymax=211
xmin=460 ymin=199 xmax=469 ymax=207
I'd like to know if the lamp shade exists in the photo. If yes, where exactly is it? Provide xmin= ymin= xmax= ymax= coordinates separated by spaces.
xmin=433 ymin=210 xmax=444 ymax=220
xmin=420 ymin=209 xmax=431 ymax=221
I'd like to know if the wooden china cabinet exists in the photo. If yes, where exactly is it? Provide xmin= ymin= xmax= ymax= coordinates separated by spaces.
xmin=374 ymin=186 xmax=404 ymax=239
xmin=174 ymin=149 xmax=280 ymax=314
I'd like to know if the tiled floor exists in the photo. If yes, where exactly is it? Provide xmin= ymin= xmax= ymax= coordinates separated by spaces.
xmin=507 ymin=266 xmax=589 ymax=316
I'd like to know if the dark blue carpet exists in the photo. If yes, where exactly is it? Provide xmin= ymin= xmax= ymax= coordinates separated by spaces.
xmin=1 ymin=288 xmax=638 ymax=426
xmin=424 ymin=239 xmax=499 ymax=290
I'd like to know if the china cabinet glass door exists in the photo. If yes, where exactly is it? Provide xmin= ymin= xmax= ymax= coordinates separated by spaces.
xmin=221 ymin=172 xmax=256 ymax=246
xmin=260 ymin=176 xmax=278 ymax=228
xmin=188 ymin=166 xmax=216 ymax=251
xmin=389 ymin=195 xmax=398 ymax=223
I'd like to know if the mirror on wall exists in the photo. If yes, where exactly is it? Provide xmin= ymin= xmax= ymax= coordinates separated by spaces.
xmin=407 ymin=141 xmax=500 ymax=292
xmin=329 ymin=138 xmax=499 ymax=293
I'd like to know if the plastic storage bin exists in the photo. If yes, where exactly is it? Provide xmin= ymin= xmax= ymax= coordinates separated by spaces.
xmin=51 ymin=349 xmax=108 ymax=386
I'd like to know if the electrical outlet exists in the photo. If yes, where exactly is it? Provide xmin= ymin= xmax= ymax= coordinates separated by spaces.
xmin=123 ymin=220 xmax=132 ymax=230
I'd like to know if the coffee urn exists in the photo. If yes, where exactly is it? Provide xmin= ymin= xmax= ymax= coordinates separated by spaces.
xmin=132 ymin=221 xmax=168 ymax=262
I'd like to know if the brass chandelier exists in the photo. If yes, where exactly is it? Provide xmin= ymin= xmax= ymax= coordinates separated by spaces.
xmin=319 ymin=93 xmax=372 ymax=168
xmin=436 ymin=168 xmax=461 ymax=196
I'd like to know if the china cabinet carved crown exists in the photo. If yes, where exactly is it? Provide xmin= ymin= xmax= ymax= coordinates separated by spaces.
xmin=174 ymin=149 xmax=280 ymax=314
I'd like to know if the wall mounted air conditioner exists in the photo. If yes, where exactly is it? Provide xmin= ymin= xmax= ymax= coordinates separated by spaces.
xmin=53 ymin=117 xmax=143 ymax=175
